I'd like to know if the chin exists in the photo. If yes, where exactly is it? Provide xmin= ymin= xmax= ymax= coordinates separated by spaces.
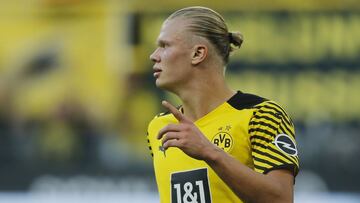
xmin=155 ymin=79 xmax=165 ymax=88
xmin=155 ymin=81 xmax=168 ymax=89
xmin=155 ymin=79 xmax=174 ymax=91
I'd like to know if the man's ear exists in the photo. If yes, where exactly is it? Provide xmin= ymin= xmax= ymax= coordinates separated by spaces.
xmin=191 ymin=45 xmax=207 ymax=65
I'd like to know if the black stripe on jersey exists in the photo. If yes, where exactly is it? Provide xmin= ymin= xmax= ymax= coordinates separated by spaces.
xmin=280 ymin=117 xmax=294 ymax=135
xmin=146 ymin=132 xmax=153 ymax=157
xmin=268 ymin=144 xmax=298 ymax=164
xmin=252 ymin=148 xmax=288 ymax=165
xmin=251 ymin=142 xmax=267 ymax=150
xmin=251 ymin=141 xmax=268 ymax=148
xmin=268 ymin=102 xmax=294 ymax=127
xmin=268 ymin=145 xmax=298 ymax=164
xmin=266 ymin=102 xmax=292 ymax=121
xmin=249 ymin=128 xmax=276 ymax=138
xmin=261 ymin=104 xmax=292 ymax=125
xmin=253 ymin=114 xmax=279 ymax=126
xmin=265 ymin=105 xmax=292 ymax=125
xmin=253 ymin=164 xmax=267 ymax=173
xmin=278 ymin=122 xmax=295 ymax=138
xmin=262 ymin=104 xmax=285 ymax=114
xmin=253 ymin=156 xmax=277 ymax=168
xmin=148 ymin=145 xmax=153 ymax=157
xmin=257 ymin=109 xmax=282 ymax=120
xmin=250 ymin=135 xmax=272 ymax=143
xmin=249 ymin=120 xmax=278 ymax=132
xmin=227 ymin=91 xmax=267 ymax=110
xmin=263 ymin=164 xmax=298 ymax=176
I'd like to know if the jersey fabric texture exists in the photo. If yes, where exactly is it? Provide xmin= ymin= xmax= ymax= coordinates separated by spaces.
xmin=146 ymin=91 xmax=299 ymax=203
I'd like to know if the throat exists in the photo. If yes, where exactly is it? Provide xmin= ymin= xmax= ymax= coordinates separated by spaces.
xmin=180 ymin=90 xmax=236 ymax=122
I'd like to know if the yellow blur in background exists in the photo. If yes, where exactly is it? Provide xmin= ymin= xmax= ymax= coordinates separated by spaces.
xmin=0 ymin=0 xmax=360 ymax=201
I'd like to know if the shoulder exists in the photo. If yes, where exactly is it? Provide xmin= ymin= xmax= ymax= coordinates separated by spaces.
xmin=252 ymin=100 xmax=294 ymax=125
xmin=249 ymin=100 xmax=295 ymax=140
xmin=227 ymin=91 xmax=294 ymax=130
xmin=227 ymin=91 xmax=292 ymax=121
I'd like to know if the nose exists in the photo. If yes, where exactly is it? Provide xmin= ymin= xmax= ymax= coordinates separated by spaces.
xmin=150 ymin=48 xmax=160 ymax=63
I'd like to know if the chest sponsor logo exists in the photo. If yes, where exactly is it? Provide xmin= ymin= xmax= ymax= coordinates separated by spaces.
xmin=211 ymin=132 xmax=233 ymax=152
xmin=171 ymin=168 xmax=212 ymax=203
xmin=273 ymin=134 xmax=298 ymax=156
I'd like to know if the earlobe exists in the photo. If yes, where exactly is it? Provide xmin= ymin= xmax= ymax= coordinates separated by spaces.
xmin=191 ymin=45 xmax=207 ymax=65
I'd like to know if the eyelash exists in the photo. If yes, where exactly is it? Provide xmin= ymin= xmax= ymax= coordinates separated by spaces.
xmin=159 ymin=43 xmax=168 ymax=48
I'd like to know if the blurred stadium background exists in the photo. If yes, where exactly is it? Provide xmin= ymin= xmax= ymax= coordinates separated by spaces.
xmin=0 ymin=0 xmax=360 ymax=202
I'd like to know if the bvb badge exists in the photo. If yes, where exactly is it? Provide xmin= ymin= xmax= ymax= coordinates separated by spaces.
xmin=212 ymin=125 xmax=233 ymax=152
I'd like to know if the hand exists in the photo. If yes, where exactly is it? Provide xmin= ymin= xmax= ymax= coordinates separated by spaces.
xmin=157 ymin=100 xmax=217 ymax=160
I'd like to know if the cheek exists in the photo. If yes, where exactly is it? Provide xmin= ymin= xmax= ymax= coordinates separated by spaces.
xmin=166 ymin=49 xmax=189 ymax=66
xmin=163 ymin=48 xmax=176 ymax=60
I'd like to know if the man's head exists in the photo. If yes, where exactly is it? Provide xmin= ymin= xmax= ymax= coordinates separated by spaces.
xmin=150 ymin=6 xmax=243 ymax=91
xmin=167 ymin=6 xmax=243 ymax=64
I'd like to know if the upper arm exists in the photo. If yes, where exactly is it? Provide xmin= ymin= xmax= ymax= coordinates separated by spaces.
xmin=267 ymin=169 xmax=294 ymax=201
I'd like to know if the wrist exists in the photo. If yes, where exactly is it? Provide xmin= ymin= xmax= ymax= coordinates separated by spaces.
xmin=203 ymin=145 xmax=223 ymax=165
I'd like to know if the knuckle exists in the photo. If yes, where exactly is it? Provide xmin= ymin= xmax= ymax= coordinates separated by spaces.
xmin=177 ymin=141 xmax=183 ymax=148
xmin=168 ymin=140 xmax=175 ymax=148
xmin=183 ymin=125 xmax=191 ymax=131
xmin=159 ymin=130 xmax=165 ymax=137
xmin=164 ymin=125 xmax=170 ymax=131
xmin=180 ymin=139 xmax=187 ymax=146
xmin=167 ymin=133 xmax=173 ymax=139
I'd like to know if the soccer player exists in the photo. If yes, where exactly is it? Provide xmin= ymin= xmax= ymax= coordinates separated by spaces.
xmin=147 ymin=6 xmax=299 ymax=203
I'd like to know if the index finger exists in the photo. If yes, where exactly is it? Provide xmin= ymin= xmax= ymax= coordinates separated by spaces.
xmin=162 ymin=100 xmax=188 ymax=122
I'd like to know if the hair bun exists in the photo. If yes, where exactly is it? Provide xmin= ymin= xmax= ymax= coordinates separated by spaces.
xmin=228 ymin=31 xmax=243 ymax=50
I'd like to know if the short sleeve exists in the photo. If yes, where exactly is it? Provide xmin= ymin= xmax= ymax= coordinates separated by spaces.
xmin=249 ymin=101 xmax=299 ymax=177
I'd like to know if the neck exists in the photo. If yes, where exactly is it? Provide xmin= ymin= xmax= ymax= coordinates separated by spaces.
xmin=174 ymin=74 xmax=235 ymax=121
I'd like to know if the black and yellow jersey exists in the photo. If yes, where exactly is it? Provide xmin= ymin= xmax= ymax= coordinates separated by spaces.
xmin=147 ymin=91 xmax=299 ymax=203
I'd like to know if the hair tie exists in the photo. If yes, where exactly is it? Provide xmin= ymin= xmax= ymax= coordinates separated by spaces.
xmin=228 ymin=32 xmax=233 ymax=43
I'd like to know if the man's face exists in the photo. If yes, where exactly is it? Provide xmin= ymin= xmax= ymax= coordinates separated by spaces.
xmin=150 ymin=18 xmax=194 ymax=91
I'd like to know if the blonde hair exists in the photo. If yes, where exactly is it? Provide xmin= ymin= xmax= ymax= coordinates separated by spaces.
xmin=168 ymin=6 xmax=243 ymax=64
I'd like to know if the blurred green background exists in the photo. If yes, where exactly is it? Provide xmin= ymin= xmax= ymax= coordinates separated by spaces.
xmin=0 ymin=0 xmax=360 ymax=201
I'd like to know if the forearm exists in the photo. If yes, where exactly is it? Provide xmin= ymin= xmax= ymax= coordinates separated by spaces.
xmin=204 ymin=147 xmax=293 ymax=203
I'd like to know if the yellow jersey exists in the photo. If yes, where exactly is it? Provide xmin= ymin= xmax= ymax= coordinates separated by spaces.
xmin=147 ymin=91 xmax=299 ymax=203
